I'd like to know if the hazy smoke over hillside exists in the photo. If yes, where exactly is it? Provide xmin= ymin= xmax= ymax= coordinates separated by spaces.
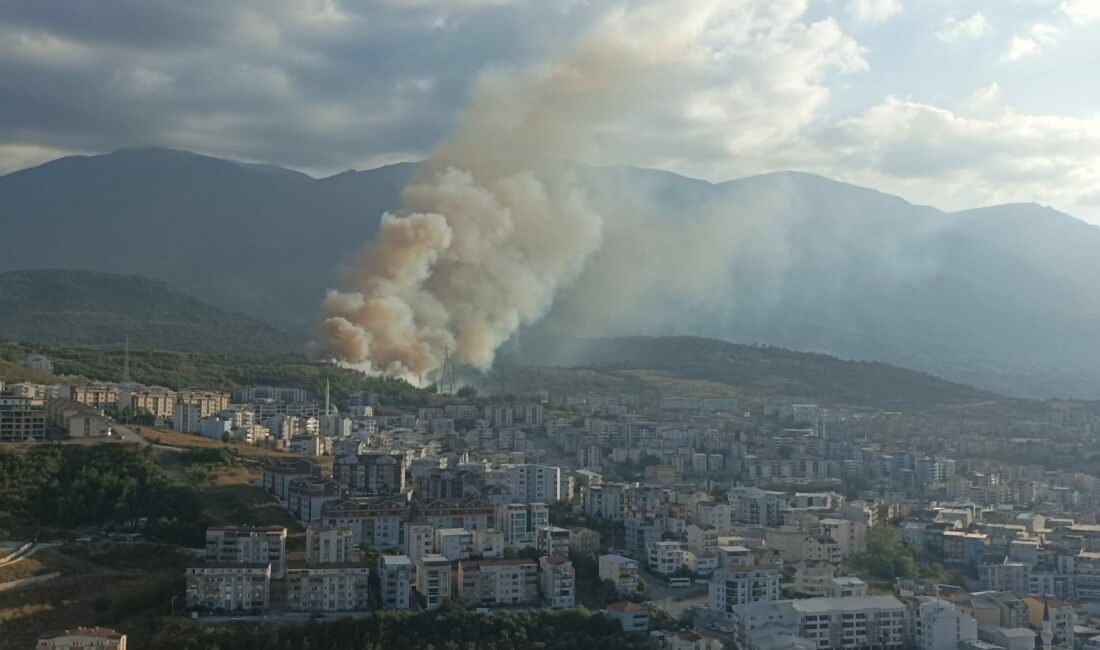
xmin=314 ymin=3 xmax=723 ymax=377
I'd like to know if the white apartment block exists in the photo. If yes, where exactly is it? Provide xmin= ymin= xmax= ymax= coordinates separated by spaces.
xmin=205 ymin=526 xmax=288 ymax=579
xmin=416 ymin=554 xmax=452 ymax=610
xmin=766 ymin=527 xmax=842 ymax=564
xmin=306 ymin=527 xmax=356 ymax=564
xmin=817 ymin=518 xmax=867 ymax=558
xmin=406 ymin=522 xmax=435 ymax=563
xmin=493 ymin=464 xmax=563 ymax=502
xmin=540 ymin=555 xmax=576 ymax=608
xmin=435 ymin=528 xmax=473 ymax=561
xmin=582 ymin=483 xmax=626 ymax=520
xmin=286 ymin=563 xmax=370 ymax=612
xmin=649 ymin=541 xmax=687 ymax=576
xmin=185 ymin=563 xmax=271 ymax=612
xmin=733 ymin=596 xmax=908 ymax=650
xmin=687 ymin=525 xmax=719 ymax=554
xmin=710 ymin=568 xmax=782 ymax=620
xmin=599 ymin=554 xmax=640 ymax=595
xmin=916 ymin=598 xmax=978 ymax=650
xmin=826 ymin=577 xmax=868 ymax=599
xmin=378 ymin=554 xmax=413 ymax=610
xmin=472 ymin=528 xmax=505 ymax=559
xmin=457 ymin=559 xmax=539 ymax=607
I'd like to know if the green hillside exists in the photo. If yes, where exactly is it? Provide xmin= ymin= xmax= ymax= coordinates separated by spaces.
xmin=490 ymin=336 xmax=1039 ymax=413
xmin=0 ymin=269 xmax=297 ymax=357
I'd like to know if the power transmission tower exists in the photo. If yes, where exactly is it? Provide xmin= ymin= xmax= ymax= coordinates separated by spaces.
xmin=440 ymin=344 xmax=456 ymax=395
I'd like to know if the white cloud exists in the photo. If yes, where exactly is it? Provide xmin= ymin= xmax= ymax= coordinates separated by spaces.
xmin=846 ymin=0 xmax=903 ymax=23
xmin=935 ymin=12 xmax=990 ymax=42
xmin=1060 ymin=0 xmax=1100 ymax=25
xmin=1001 ymin=22 xmax=1061 ymax=61
xmin=821 ymin=96 xmax=1100 ymax=220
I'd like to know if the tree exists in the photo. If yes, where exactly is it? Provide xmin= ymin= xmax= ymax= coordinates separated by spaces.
xmin=456 ymin=386 xmax=477 ymax=399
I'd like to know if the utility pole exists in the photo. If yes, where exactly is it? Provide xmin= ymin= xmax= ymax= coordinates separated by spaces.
xmin=123 ymin=335 xmax=130 ymax=384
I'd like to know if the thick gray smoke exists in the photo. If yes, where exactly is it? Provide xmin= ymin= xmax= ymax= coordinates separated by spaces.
xmin=314 ymin=3 xmax=716 ymax=378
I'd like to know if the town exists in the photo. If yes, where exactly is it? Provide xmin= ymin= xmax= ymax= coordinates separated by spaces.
xmin=4 ymin=349 xmax=1100 ymax=650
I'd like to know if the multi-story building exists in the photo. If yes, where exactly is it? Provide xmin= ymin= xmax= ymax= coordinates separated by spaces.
xmin=335 ymin=451 xmax=407 ymax=495
xmin=205 ymin=526 xmax=287 ymax=579
xmin=321 ymin=496 xmax=409 ymax=549
xmin=625 ymin=518 xmax=663 ymax=555
xmin=118 ymin=387 xmax=176 ymax=420
xmin=497 ymin=502 xmax=549 ymax=548
xmin=569 ymin=527 xmax=601 ymax=556
xmin=599 ymin=554 xmax=640 ymax=595
xmin=414 ymin=497 xmax=495 ymax=532
xmin=915 ymin=597 xmax=978 ymax=650
xmin=263 ymin=458 xmax=324 ymax=501
xmin=0 ymin=396 xmax=45 ymax=442
xmin=540 ymin=555 xmax=575 ymax=608
xmin=582 ymin=483 xmax=626 ymax=520
xmin=728 ymin=487 xmax=788 ymax=527
xmin=435 ymin=528 xmax=473 ymax=561
xmin=176 ymin=389 xmax=230 ymax=417
xmin=732 ymin=596 xmax=908 ymax=650
xmin=306 ymin=527 xmax=356 ymax=564
xmin=709 ymin=568 xmax=782 ymax=620
xmin=36 ymin=627 xmax=126 ymax=650
xmin=174 ymin=402 xmax=203 ymax=434
xmin=406 ymin=522 xmax=436 ymax=563
xmin=378 ymin=554 xmax=413 ymax=610
xmin=234 ymin=386 xmax=309 ymax=403
xmin=607 ymin=601 xmax=649 ymax=632
xmin=185 ymin=563 xmax=271 ymax=612
xmin=535 ymin=525 xmax=571 ymax=558
xmin=668 ymin=630 xmax=724 ymax=650
xmin=649 ymin=541 xmax=687 ymax=576
xmin=44 ymin=398 xmax=110 ymax=438
xmin=416 ymin=554 xmax=452 ymax=610
xmin=288 ymin=478 xmax=344 ymax=524
xmin=456 ymin=559 xmax=539 ymax=607
xmin=490 ymin=464 xmax=564 ymax=503
xmin=286 ymin=562 xmax=370 ymax=612
xmin=766 ymin=528 xmax=841 ymax=564
xmin=70 ymin=384 xmax=120 ymax=410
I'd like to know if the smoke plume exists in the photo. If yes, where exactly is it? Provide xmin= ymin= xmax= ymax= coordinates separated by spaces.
xmin=314 ymin=3 xmax=715 ymax=377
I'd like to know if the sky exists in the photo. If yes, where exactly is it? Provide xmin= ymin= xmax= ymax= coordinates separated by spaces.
xmin=1 ymin=0 xmax=1099 ymax=222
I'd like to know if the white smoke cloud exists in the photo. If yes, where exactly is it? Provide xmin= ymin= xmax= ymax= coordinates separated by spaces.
xmin=315 ymin=0 xmax=745 ymax=377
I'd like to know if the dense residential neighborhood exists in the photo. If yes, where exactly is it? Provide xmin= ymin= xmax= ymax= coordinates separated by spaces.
xmin=5 ymin=358 xmax=1100 ymax=650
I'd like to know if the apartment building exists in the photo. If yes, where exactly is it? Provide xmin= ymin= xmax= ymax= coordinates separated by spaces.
xmin=321 ymin=497 xmax=408 ymax=549
xmin=582 ymin=483 xmax=626 ymax=520
xmin=540 ymin=555 xmax=576 ymax=608
xmin=288 ymin=478 xmax=344 ymax=524
xmin=0 ymin=396 xmax=45 ymax=442
xmin=36 ymin=627 xmax=126 ymax=650
xmin=569 ymin=527 xmax=601 ymax=556
xmin=378 ymin=554 xmax=413 ymax=611
xmin=535 ymin=525 xmax=571 ymax=558
xmin=335 ymin=451 xmax=407 ymax=495
xmin=472 ymin=528 xmax=505 ymax=559
xmin=44 ymin=398 xmax=110 ymax=438
xmin=263 ymin=458 xmax=324 ymax=501
xmin=435 ymin=528 xmax=473 ymax=561
xmin=205 ymin=526 xmax=288 ymax=579
xmin=733 ymin=596 xmax=908 ymax=650
xmin=497 ymin=502 xmax=549 ymax=548
xmin=306 ymin=527 xmax=356 ymax=564
xmin=174 ymin=402 xmax=203 ymax=434
xmin=916 ymin=598 xmax=978 ymax=650
xmin=607 ymin=601 xmax=649 ymax=632
xmin=457 ymin=559 xmax=539 ymax=607
xmin=709 ymin=568 xmax=782 ymax=620
xmin=490 ymin=464 xmax=563 ymax=502
xmin=406 ymin=522 xmax=435 ymax=563
xmin=649 ymin=541 xmax=687 ymax=576
xmin=378 ymin=554 xmax=413 ymax=610
xmin=599 ymin=554 xmax=640 ymax=595
xmin=416 ymin=554 xmax=453 ymax=610
xmin=286 ymin=562 xmax=370 ymax=612
xmin=118 ymin=387 xmax=176 ymax=420
xmin=185 ymin=563 xmax=271 ymax=612
xmin=70 ymin=384 xmax=120 ymax=410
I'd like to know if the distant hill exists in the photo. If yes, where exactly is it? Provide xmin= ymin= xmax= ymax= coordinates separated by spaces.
xmin=490 ymin=335 xmax=1026 ymax=413
xmin=2 ymin=148 xmax=1100 ymax=398
xmin=0 ymin=147 xmax=415 ymax=333
xmin=0 ymin=269 xmax=296 ymax=356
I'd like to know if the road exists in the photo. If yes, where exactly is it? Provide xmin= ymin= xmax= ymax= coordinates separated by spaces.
xmin=111 ymin=423 xmax=185 ymax=451
xmin=639 ymin=565 xmax=708 ymax=620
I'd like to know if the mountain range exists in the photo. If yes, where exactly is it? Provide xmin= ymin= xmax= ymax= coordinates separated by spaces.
xmin=1 ymin=147 xmax=1098 ymax=399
